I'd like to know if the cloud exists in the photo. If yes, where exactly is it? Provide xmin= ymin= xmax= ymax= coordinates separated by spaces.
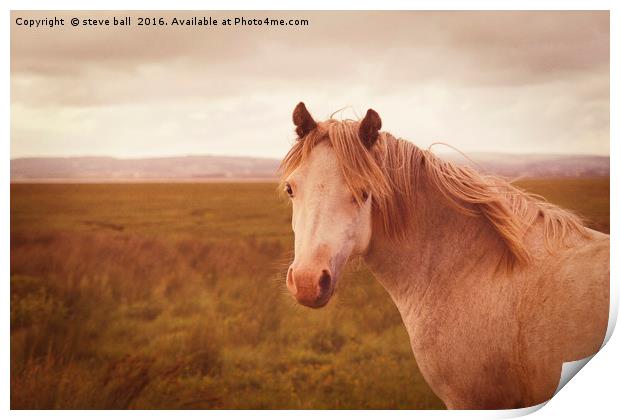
xmin=10 ymin=11 xmax=609 ymax=157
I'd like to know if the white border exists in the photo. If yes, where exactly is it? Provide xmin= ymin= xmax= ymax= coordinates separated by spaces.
xmin=2 ymin=0 xmax=618 ymax=11
xmin=3 ymin=1 xmax=617 ymax=419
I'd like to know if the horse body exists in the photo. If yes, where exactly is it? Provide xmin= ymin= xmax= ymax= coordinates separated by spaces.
xmin=280 ymin=102 xmax=609 ymax=409
xmin=364 ymin=179 xmax=609 ymax=409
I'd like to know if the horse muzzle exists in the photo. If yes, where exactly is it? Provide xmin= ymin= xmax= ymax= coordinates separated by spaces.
xmin=286 ymin=266 xmax=334 ymax=308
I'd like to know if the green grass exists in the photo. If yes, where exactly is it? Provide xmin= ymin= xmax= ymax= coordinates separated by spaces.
xmin=10 ymin=178 xmax=609 ymax=409
xmin=514 ymin=178 xmax=609 ymax=234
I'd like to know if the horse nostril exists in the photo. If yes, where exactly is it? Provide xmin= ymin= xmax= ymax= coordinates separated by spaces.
xmin=319 ymin=269 xmax=332 ymax=292
xmin=286 ymin=267 xmax=297 ymax=294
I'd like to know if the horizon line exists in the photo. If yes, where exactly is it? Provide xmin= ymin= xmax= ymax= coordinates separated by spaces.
xmin=9 ymin=151 xmax=612 ymax=161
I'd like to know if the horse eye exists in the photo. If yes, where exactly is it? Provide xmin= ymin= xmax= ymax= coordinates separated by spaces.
xmin=285 ymin=183 xmax=294 ymax=197
xmin=353 ymin=190 xmax=369 ymax=205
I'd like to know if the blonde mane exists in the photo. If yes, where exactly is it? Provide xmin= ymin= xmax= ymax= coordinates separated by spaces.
xmin=279 ymin=118 xmax=589 ymax=269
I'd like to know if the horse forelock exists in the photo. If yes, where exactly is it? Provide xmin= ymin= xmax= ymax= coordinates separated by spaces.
xmin=279 ymin=116 xmax=590 ymax=271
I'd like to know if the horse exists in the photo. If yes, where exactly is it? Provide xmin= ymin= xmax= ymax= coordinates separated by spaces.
xmin=279 ymin=102 xmax=609 ymax=409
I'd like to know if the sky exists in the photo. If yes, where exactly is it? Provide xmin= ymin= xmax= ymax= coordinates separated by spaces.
xmin=10 ymin=11 xmax=610 ymax=159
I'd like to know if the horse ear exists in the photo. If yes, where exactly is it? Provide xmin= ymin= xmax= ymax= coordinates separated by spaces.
xmin=358 ymin=109 xmax=382 ymax=149
xmin=292 ymin=102 xmax=317 ymax=139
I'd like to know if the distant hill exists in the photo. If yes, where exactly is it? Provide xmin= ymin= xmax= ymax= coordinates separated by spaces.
xmin=442 ymin=152 xmax=609 ymax=179
xmin=10 ymin=153 xmax=609 ymax=181
xmin=10 ymin=156 xmax=280 ymax=181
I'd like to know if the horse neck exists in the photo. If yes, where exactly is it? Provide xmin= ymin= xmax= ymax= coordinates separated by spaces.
xmin=363 ymin=178 xmax=507 ymax=323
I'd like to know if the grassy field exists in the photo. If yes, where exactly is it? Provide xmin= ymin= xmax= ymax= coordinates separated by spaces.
xmin=10 ymin=178 xmax=609 ymax=409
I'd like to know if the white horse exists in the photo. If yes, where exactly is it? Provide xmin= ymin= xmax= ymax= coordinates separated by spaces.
xmin=280 ymin=102 xmax=609 ymax=409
